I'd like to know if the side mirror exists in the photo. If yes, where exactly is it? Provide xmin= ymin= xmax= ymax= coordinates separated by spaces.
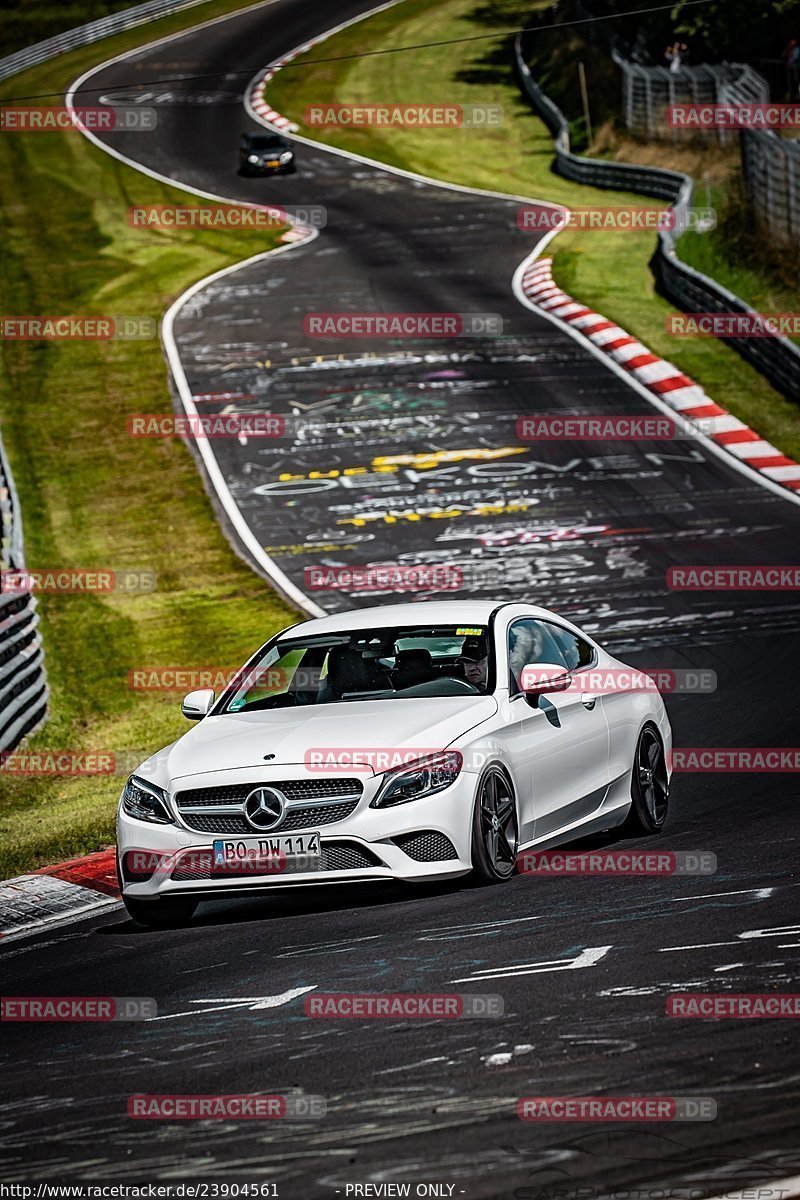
xmin=181 ymin=688 xmax=215 ymax=720
xmin=520 ymin=663 xmax=572 ymax=701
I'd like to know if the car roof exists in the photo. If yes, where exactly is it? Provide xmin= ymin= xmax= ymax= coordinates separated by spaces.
xmin=280 ymin=601 xmax=568 ymax=639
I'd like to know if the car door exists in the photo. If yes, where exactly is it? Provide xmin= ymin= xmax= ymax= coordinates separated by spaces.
xmin=505 ymin=618 xmax=611 ymax=843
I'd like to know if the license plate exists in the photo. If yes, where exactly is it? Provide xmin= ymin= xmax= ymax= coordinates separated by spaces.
xmin=266 ymin=159 xmax=280 ymax=167
xmin=212 ymin=832 xmax=321 ymax=874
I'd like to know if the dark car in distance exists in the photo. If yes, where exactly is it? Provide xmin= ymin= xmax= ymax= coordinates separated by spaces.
xmin=239 ymin=131 xmax=296 ymax=175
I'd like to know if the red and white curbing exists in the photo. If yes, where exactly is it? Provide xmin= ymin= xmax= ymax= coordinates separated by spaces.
xmin=247 ymin=37 xmax=326 ymax=132
xmin=521 ymin=257 xmax=800 ymax=494
xmin=0 ymin=848 xmax=121 ymax=945
xmin=246 ymin=50 xmax=321 ymax=247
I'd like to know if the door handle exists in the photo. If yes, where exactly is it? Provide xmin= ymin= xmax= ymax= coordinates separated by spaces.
xmin=581 ymin=693 xmax=597 ymax=710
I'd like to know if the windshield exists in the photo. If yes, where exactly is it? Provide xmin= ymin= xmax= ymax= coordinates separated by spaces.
xmin=249 ymin=136 xmax=284 ymax=149
xmin=220 ymin=624 xmax=492 ymax=712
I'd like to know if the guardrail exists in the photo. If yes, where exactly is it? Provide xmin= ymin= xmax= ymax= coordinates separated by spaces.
xmin=0 ymin=437 xmax=48 ymax=754
xmin=0 ymin=0 xmax=208 ymax=82
xmin=514 ymin=33 xmax=800 ymax=404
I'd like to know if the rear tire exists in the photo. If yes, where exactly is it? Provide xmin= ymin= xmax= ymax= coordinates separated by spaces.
xmin=122 ymin=895 xmax=197 ymax=928
xmin=470 ymin=765 xmax=519 ymax=884
xmin=623 ymin=724 xmax=669 ymax=835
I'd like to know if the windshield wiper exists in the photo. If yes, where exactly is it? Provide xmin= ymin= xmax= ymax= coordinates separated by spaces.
xmin=340 ymin=689 xmax=395 ymax=700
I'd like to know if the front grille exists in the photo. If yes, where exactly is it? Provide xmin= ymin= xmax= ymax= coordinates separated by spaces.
xmin=174 ymin=778 xmax=362 ymax=834
xmin=179 ymin=799 xmax=359 ymax=835
xmin=169 ymin=841 xmax=383 ymax=881
xmin=176 ymin=778 xmax=361 ymax=807
xmin=394 ymin=831 xmax=458 ymax=862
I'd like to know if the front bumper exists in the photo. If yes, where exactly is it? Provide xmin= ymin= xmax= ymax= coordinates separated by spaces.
xmin=240 ymin=160 xmax=294 ymax=174
xmin=117 ymin=768 xmax=477 ymax=900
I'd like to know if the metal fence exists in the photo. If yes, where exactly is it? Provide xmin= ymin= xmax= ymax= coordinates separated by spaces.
xmin=613 ymin=53 xmax=770 ymax=146
xmin=0 ymin=0 xmax=208 ymax=82
xmin=741 ymin=128 xmax=800 ymax=244
xmin=514 ymin=34 xmax=800 ymax=404
xmin=0 ymin=438 xmax=48 ymax=754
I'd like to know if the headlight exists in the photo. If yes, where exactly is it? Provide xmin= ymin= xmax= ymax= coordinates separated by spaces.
xmin=370 ymin=751 xmax=462 ymax=809
xmin=121 ymin=776 xmax=173 ymax=824
xmin=279 ymin=151 xmax=293 ymax=164
xmin=247 ymin=154 xmax=259 ymax=164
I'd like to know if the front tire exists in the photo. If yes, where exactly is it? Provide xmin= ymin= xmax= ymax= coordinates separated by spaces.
xmin=623 ymin=724 xmax=669 ymax=835
xmin=122 ymin=894 xmax=198 ymax=928
xmin=470 ymin=765 xmax=519 ymax=884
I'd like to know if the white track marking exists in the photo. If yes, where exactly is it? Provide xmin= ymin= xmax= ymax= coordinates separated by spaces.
xmin=450 ymin=945 xmax=611 ymax=982
xmin=147 ymin=984 xmax=317 ymax=1020
xmin=659 ymin=941 xmax=742 ymax=952
xmin=668 ymin=887 xmax=776 ymax=903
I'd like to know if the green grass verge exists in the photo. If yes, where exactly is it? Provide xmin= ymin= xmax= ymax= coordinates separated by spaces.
xmin=267 ymin=0 xmax=800 ymax=461
xmin=0 ymin=0 xmax=298 ymax=878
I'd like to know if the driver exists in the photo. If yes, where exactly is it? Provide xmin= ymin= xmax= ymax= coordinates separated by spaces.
xmin=457 ymin=634 xmax=489 ymax=690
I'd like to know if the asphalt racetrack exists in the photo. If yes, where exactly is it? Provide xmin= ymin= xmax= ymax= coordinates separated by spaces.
xmin=1 ymin=1 xmax=799 ymax=1194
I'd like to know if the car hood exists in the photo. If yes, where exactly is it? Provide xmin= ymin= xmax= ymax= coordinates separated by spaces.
xmin=142 ymin=695 xmax=498 ymax=783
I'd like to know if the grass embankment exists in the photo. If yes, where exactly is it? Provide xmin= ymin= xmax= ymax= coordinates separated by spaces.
xmin=267 ymin=0 xmax=800 ymax=461
xmin=0 ymin=0 xmax=297 ymax=877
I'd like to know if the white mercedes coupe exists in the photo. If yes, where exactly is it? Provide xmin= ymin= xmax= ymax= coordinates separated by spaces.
xmin=117 ymin=601 xmax=672 ymax=926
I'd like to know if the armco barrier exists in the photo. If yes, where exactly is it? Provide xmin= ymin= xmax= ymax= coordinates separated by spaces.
xmin=514 ymin=33 xmax=800 ymax=404
xmin=0 ymin=0 xmax=209 ymax=82
xmin=0 ymin=436 xmax=48 ymax=753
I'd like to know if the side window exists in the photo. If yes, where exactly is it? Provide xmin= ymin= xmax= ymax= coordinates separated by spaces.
xmin=547 ymin=623 xmax=595 ymax=671
xmin=507 ymin=619 xmax=568 ymax=693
